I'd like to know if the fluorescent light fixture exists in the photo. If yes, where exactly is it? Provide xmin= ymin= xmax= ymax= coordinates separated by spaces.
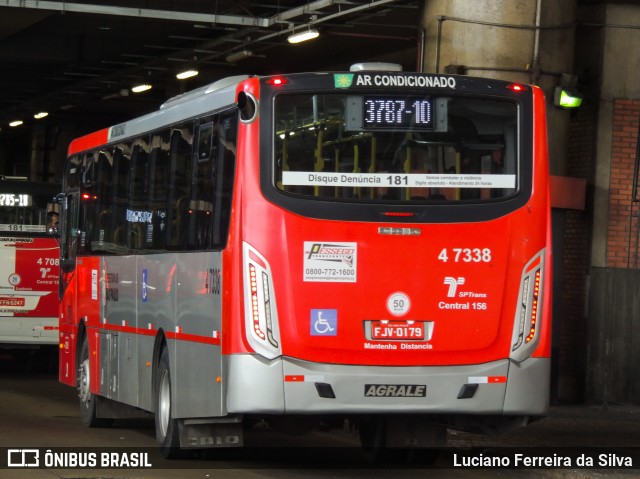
xmin=34 ymin=112 xmax=49 ymax=119
xmin=225 ymin=50 xmax=252 ymax=63
xmin=287 ymin=29 xmax=319 ymax=44
xmin=554 ymin=87 xmax=583 ymax=109
xmin=132 ymin=83 xmax=152 ymax=93
xmin=554 ymin=74 xmax=582 ymax=109
xmin=9 ymin=120 xmax=23 ymax=127
xmin=176 ymin=69 xmax=199 ymax=80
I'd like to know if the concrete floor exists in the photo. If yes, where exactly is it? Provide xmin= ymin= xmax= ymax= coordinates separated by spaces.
xmin=0 ymin=348 xmax=639 ymax=478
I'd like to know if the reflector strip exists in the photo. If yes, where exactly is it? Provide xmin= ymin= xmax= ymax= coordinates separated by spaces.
xmin=468 ymin=376 xmax=507 ymax=384
xmin=525 ymin=257 xmax=541 ymax=273
xmin=249 ymin=250 xmax=266 ymax=269
xmin=284 ymin=375 xmax=325 ymax=382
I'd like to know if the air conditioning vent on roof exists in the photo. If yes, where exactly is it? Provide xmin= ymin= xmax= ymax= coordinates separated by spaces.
xmin=350 ymin=62 xmax=403 ymax=72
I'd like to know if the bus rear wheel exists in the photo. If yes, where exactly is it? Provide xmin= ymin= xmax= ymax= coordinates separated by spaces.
xmin=155 ymin=347 xmax=182 ymax=458
xmin=78 ymin=336 xmax=111 ymax=427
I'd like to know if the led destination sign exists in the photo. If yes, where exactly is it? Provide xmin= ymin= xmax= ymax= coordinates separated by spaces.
xmin=363 ymin=96 xmax=433 ymax=130
xmin=0 ymin=194 xmax=31 ymax=207
xmin=346 ymin=95 xmax=438 ymax=132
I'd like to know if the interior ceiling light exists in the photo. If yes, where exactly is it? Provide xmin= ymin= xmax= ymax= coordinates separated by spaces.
xmin=9 ymin=120 xmax=23 ymax=127
xmin=176 ymin=69 xmax=199 ymax=80
xmin=131 ymin=84 xmax=152 ymax=93
xmin=287 ymin=28 xmax=319 ymax=44
xmin=34 ymin=112 xmax=49 ymax=120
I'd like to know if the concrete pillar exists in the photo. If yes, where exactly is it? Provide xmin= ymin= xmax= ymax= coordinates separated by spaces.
xmin=421 ymin=0 xmax=580 ymax=402
xmin=421 ymin=0 xmax=577 ymax=176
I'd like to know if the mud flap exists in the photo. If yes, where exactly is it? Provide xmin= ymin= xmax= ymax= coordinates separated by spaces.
xmin=385 ymin=415 xmax=447 ymax=448
xmin=178 ymin=416 xmax=244 ymax=448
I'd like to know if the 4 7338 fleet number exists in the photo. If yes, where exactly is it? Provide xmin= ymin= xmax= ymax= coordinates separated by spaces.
xmin=438 ymin=248 xmax=492 ymax=263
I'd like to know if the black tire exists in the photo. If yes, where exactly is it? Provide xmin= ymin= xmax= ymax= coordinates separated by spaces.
xmin=359 ymin=416 xmax=387 ymax=462
xmin=155 ymin=347 xmax=182 ymax=458
xmin=359 ymin=416 xmax=435 ymax=464
xmin=78 ymin=336 xmax=111 ymax=427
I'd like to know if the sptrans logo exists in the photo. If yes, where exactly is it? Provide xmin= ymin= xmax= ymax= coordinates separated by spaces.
xmin=444 ymin=276 xmax=465 ymax=297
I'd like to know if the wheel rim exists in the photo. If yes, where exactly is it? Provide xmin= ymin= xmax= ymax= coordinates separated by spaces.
xmin=158 ymin=369 xmax=171 ymax=438
xmin=78 ymin=359 xmax=91 ymax=405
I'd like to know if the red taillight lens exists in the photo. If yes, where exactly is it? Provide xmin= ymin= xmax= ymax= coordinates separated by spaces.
xmin=507 ymin=83 xmax=527 ymax=92
xmin=266 ymin=77 xmax=288 ymax=86
xmin=382 ymin=211 xmax=416 ymax=217
xmin=525 ymin=270 xmax=541 ymax=343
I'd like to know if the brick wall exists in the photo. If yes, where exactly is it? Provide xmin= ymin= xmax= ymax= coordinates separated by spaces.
xmin=557 ymin=102 xmax=597 ymax=401
xmin=585 ymin=100 xmax=640 ymax=405
xmin=607 ymin=99 xmax=640 ymax=268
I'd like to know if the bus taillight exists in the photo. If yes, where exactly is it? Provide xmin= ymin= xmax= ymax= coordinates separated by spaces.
xmin=243 ymin=243 xmax=281 ymax=359
xmin=511 ymin=250 xmax=545 ymax=360
xmin=265 ymin=77 xmax=288 ymax=86
xmin=507 ymin=83 xmax=527 ymax=92
xmin=382 ymin=211 xmax=416 ymax=218
xmin=525 ymin=270 xmax=541 ymax=343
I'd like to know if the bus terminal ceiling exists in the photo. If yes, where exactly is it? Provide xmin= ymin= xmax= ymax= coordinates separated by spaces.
xmin=0 ymin=1 xmax=421 ymax=135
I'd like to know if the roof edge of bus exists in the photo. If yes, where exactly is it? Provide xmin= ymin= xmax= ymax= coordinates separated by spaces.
xmin=160 ymin=75 xmax=250 ymax=110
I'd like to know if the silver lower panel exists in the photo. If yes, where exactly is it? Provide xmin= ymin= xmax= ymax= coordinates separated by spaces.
xmin=226 ymin=354 xmax=550 ymax=416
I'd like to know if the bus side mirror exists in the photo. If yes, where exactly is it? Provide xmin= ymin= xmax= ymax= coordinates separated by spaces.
xmin=237 ymin=91 xmax=258 ymax=123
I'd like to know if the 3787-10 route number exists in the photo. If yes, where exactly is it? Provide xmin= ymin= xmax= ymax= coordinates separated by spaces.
xmin=438 ymin=248 xmax=492 ymax=263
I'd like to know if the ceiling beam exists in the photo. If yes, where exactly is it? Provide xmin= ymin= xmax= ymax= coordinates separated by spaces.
xmin=0 ymin=0 xmax=348 ymax=28
xmin=2 ymin=0 xmax=270 ymax=27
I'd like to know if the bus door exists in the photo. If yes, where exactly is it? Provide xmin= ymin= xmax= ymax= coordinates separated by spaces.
xmin=58 ymin=190 xmax=82 ymax=386
xmin=60 ymin=190 xmax=80 ymax=295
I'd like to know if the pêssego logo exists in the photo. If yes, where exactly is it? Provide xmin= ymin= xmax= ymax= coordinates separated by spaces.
xmin=364 ymin=384 xmax=426 ymax=397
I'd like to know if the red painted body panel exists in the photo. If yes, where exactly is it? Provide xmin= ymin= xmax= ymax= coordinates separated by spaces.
xmin=224 ymin=79 xmax=552 ymax=367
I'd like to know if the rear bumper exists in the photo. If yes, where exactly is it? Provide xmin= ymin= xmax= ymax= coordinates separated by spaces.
xmin=225 ymin=354 xmax=550 ymax=416
xmin=0 ymin=316 xmax=58 ymax=347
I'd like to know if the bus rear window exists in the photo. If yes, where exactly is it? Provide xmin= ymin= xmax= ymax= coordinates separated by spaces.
xmin=0 ymin=190 xmax=55 ymax=232
xmin=273 ymin=93 xmax=519 ymax=203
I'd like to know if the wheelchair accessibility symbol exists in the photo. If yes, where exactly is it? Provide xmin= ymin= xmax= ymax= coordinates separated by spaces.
xmin=310 ymin=309 xmax=337 ymax=336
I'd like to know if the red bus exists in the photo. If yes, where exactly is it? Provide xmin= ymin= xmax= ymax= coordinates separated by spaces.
xmin=57 ymin=63 xmax=552 ymax=456
xmin=0 ymin=177 xmax=60 ymax=349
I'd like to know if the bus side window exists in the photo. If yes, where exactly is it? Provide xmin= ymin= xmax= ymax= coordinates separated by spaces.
xmin=189 ymin=120 xmax=216 ymax=250
xmin=78 ymin=152 xmax=95 ymax=254
xmin=167 ymin=124 xmax=193 ymax=250
xmin=127 ymin=138 xmax=150 ymax=251
xmin=146 ymin=130 xmax=171 ymax=251
xmin=111 ymin=143 xmax=131 ymax=249
xmin=92 ymin=150 xmax=113 ymax=252
xmin=212 ymin=110 xmax=237 ymax=248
